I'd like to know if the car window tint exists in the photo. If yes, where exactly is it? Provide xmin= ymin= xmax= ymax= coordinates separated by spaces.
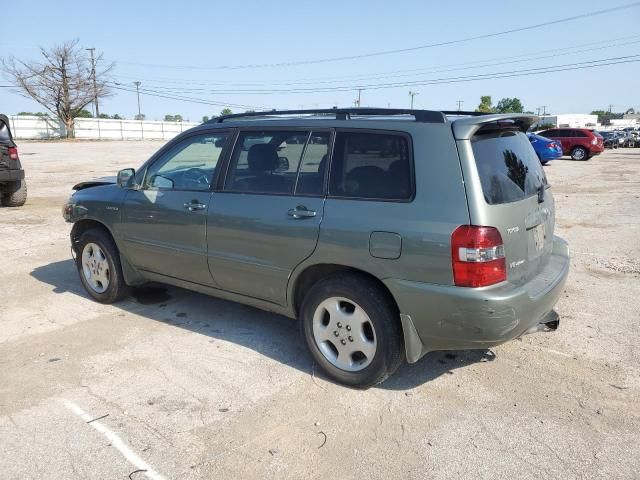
xmin=572 ymin=130 xmax=588 ymax=138
xmin=0 ymin=121 xmax=10 ymax=143
xmin=145 ymin=133 xmax=228 ymax=190
xmin=225 ymin=131 xmax=308 ymax=194
xmin=472 ymin=130 xmax=547 ymax=205
xmin=329 ymin=132 xmax=411 ymax=200
xmin=295 ymin=132 xmax=330 ymax=196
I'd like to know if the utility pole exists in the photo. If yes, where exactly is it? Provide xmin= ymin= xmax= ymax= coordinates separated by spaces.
xmin=536 ymin=107 xmax=541 ymax=116
xmin=456 ymin=100 xmax=463 ymax=111
xmin=409 ymin=91 xmax=419 ymax=109
xmin=86 ymin=47 xmax=99 ymax=118
xmin=133 ymin=81 xmax=142 ymax=118
xmin=541 ymin=105 xmax=548 ymax=115
xmin=356 ymin=88 xmax=364 ymax=107
xmin=608 ymin=104 xmax=613 ymax=113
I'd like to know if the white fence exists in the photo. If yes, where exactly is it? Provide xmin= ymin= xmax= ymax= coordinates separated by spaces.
xmin=7 ymin=115 xmax=200 ymax=141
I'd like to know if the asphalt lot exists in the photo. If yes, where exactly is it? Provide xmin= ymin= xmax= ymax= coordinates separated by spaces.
xmin=1 ymin=141 xmax=639 ymax=479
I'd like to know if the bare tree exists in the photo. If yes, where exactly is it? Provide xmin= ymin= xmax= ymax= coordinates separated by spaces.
xmin=2 ymin=40 xmax=113 ymax=138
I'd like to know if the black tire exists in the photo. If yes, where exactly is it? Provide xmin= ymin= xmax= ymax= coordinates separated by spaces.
xmin=75 ymin=228 xmax=130 ymax=303
xmin=1 ymin=180 xmax=27 ymax=207
xmin=300 ymin=273 xmax=404 ymax=389
xmin=570 ymin=146 xmax=588 ymax=161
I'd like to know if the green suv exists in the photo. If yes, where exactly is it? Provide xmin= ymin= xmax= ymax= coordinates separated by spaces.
xmin=63 ymin=108 xmax=570 ymax=388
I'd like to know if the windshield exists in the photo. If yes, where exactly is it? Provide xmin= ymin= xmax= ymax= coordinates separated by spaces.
xmin=471 ymin=129 xmax=548 ymax=205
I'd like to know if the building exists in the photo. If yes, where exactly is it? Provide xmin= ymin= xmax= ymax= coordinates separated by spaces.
xmin=534 ymin=114 xmax=598 ymax=129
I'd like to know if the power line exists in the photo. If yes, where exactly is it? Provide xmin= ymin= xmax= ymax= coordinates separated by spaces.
xmin=111 ymin=36 xmax=640 ymax=89
xmin=109 ymin=83 xmax=260 ymax=110
xmin=115 ymin=2 xmax=640 ymax=71
xmin=114 ymin=55 xmax=640 ymax=95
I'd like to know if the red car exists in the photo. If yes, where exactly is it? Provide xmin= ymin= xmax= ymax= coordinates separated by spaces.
xmin=537 ymin=128 xmax=604 ymax=161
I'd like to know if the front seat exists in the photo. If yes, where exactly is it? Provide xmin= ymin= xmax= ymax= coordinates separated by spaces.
xmin=245 ymin=144 xmax=289 ymax=193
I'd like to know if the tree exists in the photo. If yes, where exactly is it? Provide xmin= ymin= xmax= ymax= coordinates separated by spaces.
xmin=164 ymin=114 xmax=183 ymax=122
xmin=134 ymin=113 xmax=146 ymax=121
xmin=625 ymin=107 xmax=635 ymax=115
xmin=220 ymin=108 xmax=233 ymax=116
xmin=495 ymin=97 xmax=524 ymax=113
xmin=476 ymin=95 xmax=494 ymax=113
xmin=202 ymin=115 xmax=209 ymax=123
xmin=76 ymin=109 xmax=93 ymax=118
xmin=2 ymin=39 xmax=113 ymax=138
xmin=112 ymin=114 xmax=124 ymax=120
xmin=17 ymin=111 xmax=48 ymax=117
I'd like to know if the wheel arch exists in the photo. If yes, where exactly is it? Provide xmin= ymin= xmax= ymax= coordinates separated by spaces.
xmin=290 ymin=263 xmax=400 ymax=319
xmin=70 ymin=218 xmax=144 ymax=286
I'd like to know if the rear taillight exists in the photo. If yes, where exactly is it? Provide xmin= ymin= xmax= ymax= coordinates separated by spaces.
xmin=546 ymin=142 xmax=555 ymax=148
xmin=451 ymin=225 xmax=506 ymax=287
xmin=591 ymin=137 xmax=598 ymax=145
xmin=8 ymin=146 xmax=19 ymax=160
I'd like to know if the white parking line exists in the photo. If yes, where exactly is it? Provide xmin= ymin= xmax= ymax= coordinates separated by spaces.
xmin=62 ymin=400 xmax=166 ymax=480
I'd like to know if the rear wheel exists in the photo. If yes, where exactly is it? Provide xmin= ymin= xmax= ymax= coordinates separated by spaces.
xmin=76 ymin=228 xmax=130 ymax=303
xmin=300 ymin=273 xmax=404 ymax=388
xmin=571 ymin=146 xmax=588 ymax=161
xmin=1 ymin=180 xmax=27 ymax=207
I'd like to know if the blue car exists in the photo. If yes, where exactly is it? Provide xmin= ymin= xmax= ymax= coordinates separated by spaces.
xmin=527 ymin=132 xmax=563 ymax=164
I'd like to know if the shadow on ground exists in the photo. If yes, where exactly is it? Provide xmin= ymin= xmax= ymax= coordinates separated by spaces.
xmin=31 ymin=259 xmax=495 ymax=390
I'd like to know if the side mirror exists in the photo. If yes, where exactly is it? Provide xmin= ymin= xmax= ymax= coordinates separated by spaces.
xmin=277 ymin=156 xmax=290 ymax=171
xmin=117 ymin=168 xmax=135 ymax=188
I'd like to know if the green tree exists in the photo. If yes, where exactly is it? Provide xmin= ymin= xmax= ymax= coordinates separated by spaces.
xmin=220 ymin=108 xmax=233 ymax=116
xmin=112 ymin=114 xmax=124 ymax=120
xmin=202 ymin=115 xmax=210 ymax=122
xmin=164 ymin=114 xmax=175 ymax=121
xmin=495 ymin=97 xmax=524 ymax=113
xmin=476 ymin=95 xmax=494 ymax=113
xmin=17 ymin=111 xmax=48 ymax=117
xmin=76 ymin=109 xmax=93 ymax=118
xmin=134 ymin=113 xmax=146 ymax=121
xmin=98 ymin=113 xmax=111 ymax=119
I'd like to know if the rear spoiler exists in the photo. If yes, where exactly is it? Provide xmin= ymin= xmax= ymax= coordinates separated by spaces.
xmin=451 ymin=114 xmax=539 ymax=140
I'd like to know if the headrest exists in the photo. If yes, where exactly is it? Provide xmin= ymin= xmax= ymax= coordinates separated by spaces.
xmin=247 ymin=144 xmax=279 ymax=172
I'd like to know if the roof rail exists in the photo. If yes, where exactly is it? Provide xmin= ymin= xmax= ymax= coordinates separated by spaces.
xmin=440 ymin=111 xmax=491 ymax=116
xmin=208 ymin=108 xmax=446 ymax=124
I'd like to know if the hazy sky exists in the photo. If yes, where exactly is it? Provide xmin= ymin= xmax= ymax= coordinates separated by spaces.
xmin=1 ymin=0 xmax=639 ymax=121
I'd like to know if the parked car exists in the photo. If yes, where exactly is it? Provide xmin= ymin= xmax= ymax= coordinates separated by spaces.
xmin=0 ymin=114 xmax=27 ymax=207
xmin=600 ymin=131 xmax=619 ymax=149
xmin=617 ymin=130 xmax=635 ymax=148
xmin=537 ymin=127 xmax=604 ymax=160
xmin=527 ymin=132 xmax=562 ymax=164
xmin=63 ymin=108 xmax=570 ymax=388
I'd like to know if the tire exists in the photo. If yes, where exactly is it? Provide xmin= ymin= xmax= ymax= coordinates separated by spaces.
xmin=300 ymin=273 xmax=404 ymax=388
xmin=1 ymin=180 xmax=27 ymax=207
xmin=75 ymin=228 xmax=130 ymax=303
xmin=570 ymin=146 xmax=588 ymax=161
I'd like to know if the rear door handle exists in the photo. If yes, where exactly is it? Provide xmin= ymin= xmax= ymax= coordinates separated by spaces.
xmin=288 ymin=206 xmax=317 ymax=219
xmin=184 ymin=201 xmax=207 ymax=212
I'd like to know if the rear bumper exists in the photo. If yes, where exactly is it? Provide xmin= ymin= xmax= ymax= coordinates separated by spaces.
xmin=386 ymin=236 xmax=570 ymax=363
xmin=0 ymin=169 xmax=25 ymax=183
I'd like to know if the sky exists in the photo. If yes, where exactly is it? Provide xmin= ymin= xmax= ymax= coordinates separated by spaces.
xmin=1 ymin=0 xmax=639 ymax=121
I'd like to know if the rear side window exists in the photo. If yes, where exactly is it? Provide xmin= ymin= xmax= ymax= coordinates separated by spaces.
xmin=0 ymin=121 xmax=10 ymax=143
xmin=471 ymin=130 xmax=547 ymax=205
xmin=572 ymin=130 xmax=588 ymax=138
xmin=329 ymin=131 xmax=412 ymax=200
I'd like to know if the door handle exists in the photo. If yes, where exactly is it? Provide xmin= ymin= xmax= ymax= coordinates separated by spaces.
xmin=184 ymin=201 xmax=207 ymax=212
xmin=288 ymin=206 xmax=317 ymax=219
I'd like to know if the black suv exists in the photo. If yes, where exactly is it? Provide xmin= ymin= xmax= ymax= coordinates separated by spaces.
xmin=0 ymin=115 xmax=27 ymax=207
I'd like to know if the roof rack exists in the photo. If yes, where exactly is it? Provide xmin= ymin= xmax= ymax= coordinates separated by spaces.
xmin=209 ymin=108 xmax=446 ymax=124
xmin=440 ymin=111 xmax=491 ymax=116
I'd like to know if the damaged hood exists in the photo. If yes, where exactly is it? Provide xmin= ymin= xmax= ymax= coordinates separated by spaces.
xmin=72 ymin=176 xmax=117 ymax=191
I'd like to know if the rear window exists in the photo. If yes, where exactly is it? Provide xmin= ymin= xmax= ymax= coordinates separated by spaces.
xmin=471 ymin=130 xmax=547 ymax=205
xmin=0 ymin=121 xmax=11 ymax=143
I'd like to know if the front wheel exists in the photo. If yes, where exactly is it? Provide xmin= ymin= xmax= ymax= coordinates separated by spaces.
xmin=300 ymin=273 xmax=404 ymax=388
xmin=75 ymin=228 xmax=130 ymax=303
xmin=571 ymin=146 xmax=588 ymax=161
